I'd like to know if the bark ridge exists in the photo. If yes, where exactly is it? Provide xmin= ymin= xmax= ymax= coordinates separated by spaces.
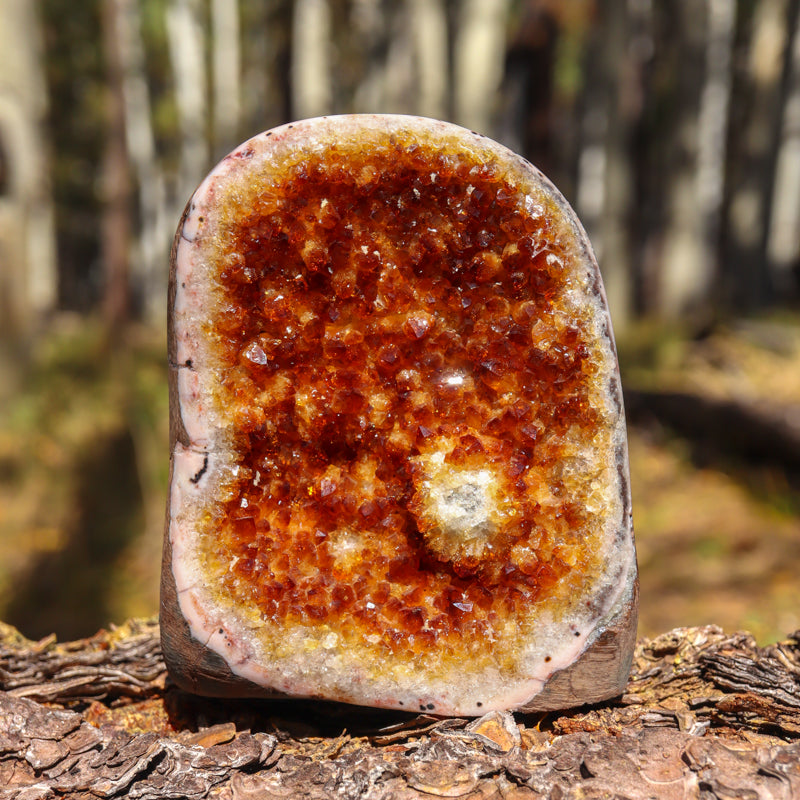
xmin=1 ymin=619 xmax=799 ymax=798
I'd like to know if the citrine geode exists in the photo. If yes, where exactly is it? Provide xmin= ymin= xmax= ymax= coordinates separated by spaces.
xmin=162 ymin=115 xmax=637 ymax=715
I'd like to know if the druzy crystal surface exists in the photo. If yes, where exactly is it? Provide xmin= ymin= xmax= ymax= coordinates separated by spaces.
xmin=167 ymin=116 xmax=634 ymax=715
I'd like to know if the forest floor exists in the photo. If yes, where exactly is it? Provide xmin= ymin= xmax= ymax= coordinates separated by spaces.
xmin=0 ymin=313 xmax=798 ymax=643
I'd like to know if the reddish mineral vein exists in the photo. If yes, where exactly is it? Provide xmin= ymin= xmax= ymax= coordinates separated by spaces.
xmin=194 ymin=140 xmax=611 ymax=671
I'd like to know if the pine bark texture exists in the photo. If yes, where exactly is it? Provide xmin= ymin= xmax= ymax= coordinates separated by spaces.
xmin=1 ymin=619 xmax=799 ymax=798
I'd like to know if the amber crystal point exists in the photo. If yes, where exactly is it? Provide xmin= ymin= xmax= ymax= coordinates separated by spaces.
xmin=162 ymin=115 xmax=637 ymax=715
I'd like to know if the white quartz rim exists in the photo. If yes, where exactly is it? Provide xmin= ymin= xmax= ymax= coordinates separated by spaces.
xmin=169 ymin=114 xmax=634 ymax=715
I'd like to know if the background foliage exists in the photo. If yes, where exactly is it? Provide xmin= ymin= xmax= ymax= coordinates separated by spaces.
xmin=0 ymin=0 xmax=798 ymax=642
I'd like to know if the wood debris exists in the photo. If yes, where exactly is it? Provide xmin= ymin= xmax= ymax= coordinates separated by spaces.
xmin=1 ymin=621 xmax=799 ymax=797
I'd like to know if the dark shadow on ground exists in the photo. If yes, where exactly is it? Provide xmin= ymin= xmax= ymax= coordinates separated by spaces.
xmin=6 ymin=426 xmax=144 ymax=640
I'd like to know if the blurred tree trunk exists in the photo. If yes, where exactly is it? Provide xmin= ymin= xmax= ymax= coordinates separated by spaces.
xmin=0 ymin=0 xmax=56 ymax=347
xmin=352 ymin=0 xmax=389 ymax=112
xmin=101 ymin=0 xmax=133 ymax=333
xmin=767 ymin=0 xmax=800 ymax=299
xmin=656 ymin=0 xmax=718 ymax=318
xmin=454 ymin=0 xmax=511 ymax=135
xmin=694 ymin=0 xmax=735 ymax=307
xmin=291 ymin=0 xmax=332 ymax=120
xmin=383 ymin=2 xmax=415 ymax=112
xmin=211 ymin=0 xmax=241 ymax=158
xmin=410 ymin=0 xmax=448 ymax=120
xmin=575 ymin=0 xmax=640 ymax=330
xmin=167 ymin=0 xmax=209 ymax=206
xmin=240 ymin=2 xmax=268 ymax=132
xmin=240 ymin=1 xmax=292 ymax=134
xmin=721 ymin=0 xmax=796 ymax=310
xmin=116 ymin=0 xmax=169 ymax=325
xmin=350 ymin=0 xmax=435 ymax=118
xmin=498 ymin=1 xmax=559 ymax=181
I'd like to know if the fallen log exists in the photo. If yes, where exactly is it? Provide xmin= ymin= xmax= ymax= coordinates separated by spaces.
xmin=1 ymin=619 xmax=799 ymax=797
xmin=625 ymin=388 xmax=800 ymax=474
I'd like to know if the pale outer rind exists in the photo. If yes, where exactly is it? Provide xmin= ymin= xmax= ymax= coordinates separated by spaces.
xmin=164 ymin=114 xmax=637 ymax=716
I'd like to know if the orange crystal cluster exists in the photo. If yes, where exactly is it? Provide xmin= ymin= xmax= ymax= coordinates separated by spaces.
xmin=201 ymin=140 xmax=608 ymax=668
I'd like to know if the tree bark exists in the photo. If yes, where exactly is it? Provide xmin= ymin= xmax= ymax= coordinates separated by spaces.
xmin=2 ymin=619 xmax=799 ymax=797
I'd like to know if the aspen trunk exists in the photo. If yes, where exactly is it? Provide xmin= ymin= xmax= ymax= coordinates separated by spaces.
xmin=114 ymin=0 xmax=170 ymax=325
xmin=575 ymin=0 xmax=639 ymax=329
xmin=453 ymin=0 xmax=511 ymax=135
xmin=0 ymin=0 xmax=55 ymax=343
xmin=657 ymin=0 xmax=716 ymax=317
xmin=211 ymin=0 xmax=241 ymax=157
xmin=383 ymin=2 xmax=415 ymax=113
xmin=352 ymin=0 xmax=387 ymax=112
xmin=291 ymin=0 xmax=333 ymax=120
xmin=100 ymin=0 xmax=133 ymax=332
xmin=694 ymin=0 xmax=736 ymax=303
xmin=768 ymin=0 xmax=800 ymax=295
xmin=166 ymin=0 xmax=209 ymax=204
xmin=720 ymin=0 xmax=791 ymax=309
xmin=410 ymin=0 xmax=448 ymax=120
